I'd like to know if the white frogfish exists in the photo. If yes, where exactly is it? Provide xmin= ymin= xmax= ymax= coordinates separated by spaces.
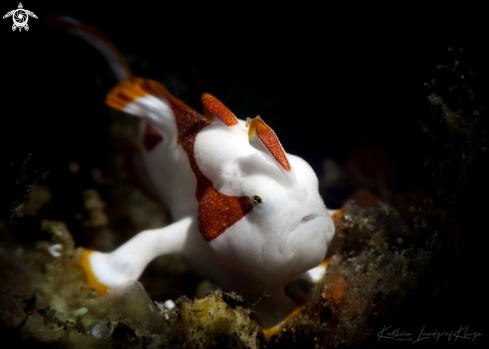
xmin=50 ymin=16 xmax=336 ymax=332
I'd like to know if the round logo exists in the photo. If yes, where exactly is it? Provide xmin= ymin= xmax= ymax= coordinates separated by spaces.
xmin=12 ymin=9 xmax=28 ymax=27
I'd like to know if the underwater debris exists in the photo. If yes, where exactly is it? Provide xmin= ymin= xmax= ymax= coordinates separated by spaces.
xmin=20 ymin=185 xmax=52 ymax=218
xmin=82 ymin=189 xmax=109 ymax=228
xmin=0 ymin=153 xmax=49 ymax=223
xmin=259 ymin=202 xmax=435 ymax=347
xmin=178 ymin=291 xmax=259 ymax=349
xmin=83 ymin=280 xmax=168 ymax=336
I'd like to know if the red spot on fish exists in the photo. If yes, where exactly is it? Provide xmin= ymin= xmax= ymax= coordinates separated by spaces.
xmin=143 ymin=122 xmax=163 ymax=151
xmin=198 ymin=186 xmax=253 ymax=241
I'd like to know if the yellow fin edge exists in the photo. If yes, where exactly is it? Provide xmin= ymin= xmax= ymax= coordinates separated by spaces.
xmin=78 ymin=249 xmax=110 ymax=296
xmin=262 ymin=307 xmax=301 ymax=340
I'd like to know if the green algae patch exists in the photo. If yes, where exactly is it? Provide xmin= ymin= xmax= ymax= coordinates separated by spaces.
xmin=178 ymin=292 xmax=259 ymax=349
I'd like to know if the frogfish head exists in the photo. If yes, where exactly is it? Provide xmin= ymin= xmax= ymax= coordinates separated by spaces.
xmin=209 ymin=152 xmax=335 ymax=287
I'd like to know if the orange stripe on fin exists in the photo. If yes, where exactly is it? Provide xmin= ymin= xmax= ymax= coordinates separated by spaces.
xmin=78 ymin=249 xmax=110 ymax=296
xmin=201 ymin=93 xmax=238 ymax=126
xmin=106 ymin=77 xmax=148 ymax=111
xmin=248 ymin=118 xmax=291 ymax=171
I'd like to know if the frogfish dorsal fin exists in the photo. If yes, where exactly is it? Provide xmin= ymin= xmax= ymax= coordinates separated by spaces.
xmin=201 ymin=93 xmax=238 ymax=126
xmin=248 ymin=117 xmax=291 ymax=172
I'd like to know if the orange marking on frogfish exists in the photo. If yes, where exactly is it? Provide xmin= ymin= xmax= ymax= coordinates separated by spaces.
xmin=331 ymin=208 xmax=343 ymax=228
xmin=201 ymin=93 xmax=238 ymax=126
xmin=105 ymin=77 xmax=254 ymax=241
xmin=248 ymin=118 xmax=291 ymax=171
xmin=322 ymin=272 xmax=346 ymax=301
xmin=198 ymin=186 xmax=254 ymax=241
xmin=143 ymin=122 xmax=163 ymax=151
xmin=78 ymin=249 xmax=110 ymax=296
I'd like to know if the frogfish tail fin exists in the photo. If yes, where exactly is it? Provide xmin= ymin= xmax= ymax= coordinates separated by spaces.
xmin=45 ymin=14 xmax=132 ymax=81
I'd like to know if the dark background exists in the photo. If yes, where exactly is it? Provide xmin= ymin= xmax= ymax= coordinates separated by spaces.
xmin=1 ymin=2 xmax=488 ymax=347
xmin=2 ymin=2 xmax=487 ymax=184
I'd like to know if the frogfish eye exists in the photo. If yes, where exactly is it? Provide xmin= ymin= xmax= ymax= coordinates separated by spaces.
xmin=252 ymin=195 xmax=262 ymax=205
